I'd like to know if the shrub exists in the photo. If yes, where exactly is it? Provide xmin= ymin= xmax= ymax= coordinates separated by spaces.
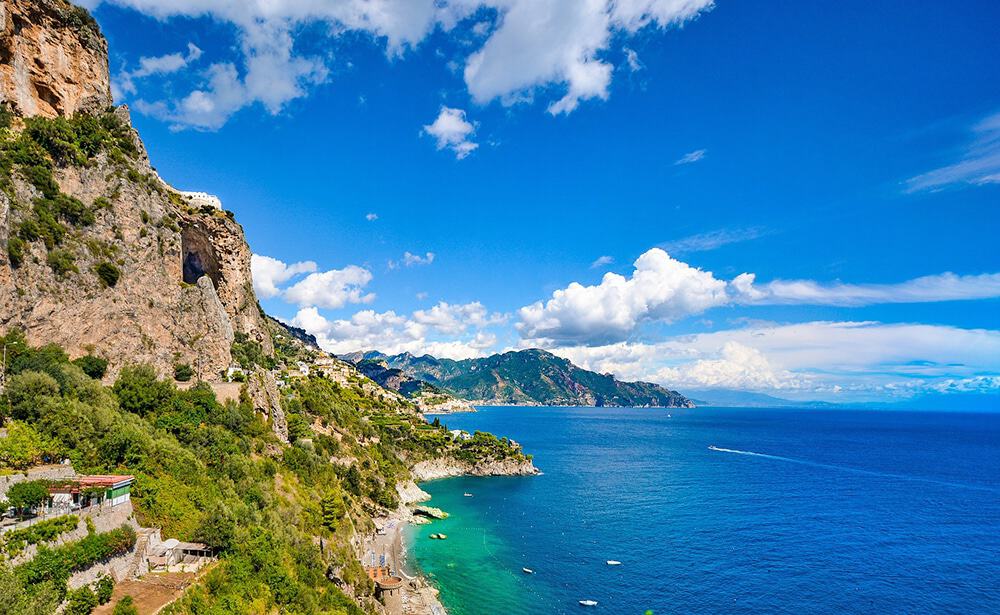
xmin=73 ymin=355 xmax=108 ymax=379
xmin=112 ymin=596 xmax=139 ymax=615
xmin=95 ymin=575 xmax=115 ymax=604
xmin=2 ymin=515 xmax=78 ymax=555
xmin=95 ymin=261 xmax=120 ymax=288
xmin=46 ymin=248 xmax=77 ymax=276
xmin=15 ymin=525 xmax=137 ymax=587
xmin=64 ymin=584 xmax=98 ymax=615
xmin=7 ymin=235 xmax=25 ymax=267
xmin=173 ymin=362 xmax=193 ymax=382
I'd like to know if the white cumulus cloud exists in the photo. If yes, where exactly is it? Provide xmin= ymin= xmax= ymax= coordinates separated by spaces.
xmin=250 ymin=254 xmax=317 ymax=299
xmin=290 ymin=300 xmax=504 ymax=359
xmin=282 ymin=265 xmax=375 ymax=309
xmin=423 ymin=107 xmax=478 ymax=159
xmin=518 ymin=247 xmax=1000 ymax=346
xmin=89 ymin=0 xmax=714 ymax=129
xmin=518 ymin=248 xmax=729 ymax=344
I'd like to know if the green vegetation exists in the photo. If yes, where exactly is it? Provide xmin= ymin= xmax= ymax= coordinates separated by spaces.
xmin=17 ymin=525 xmax=136 ymax=591
xmin=2 ymin=515 xmax=78 ymax=556
xmin=72 ymin=355 xmax=108 ymax=380
xmin=7 ymin=235 xmax=25 ymax=267
xmin=64 ymin=585 xmax=98 ymax=615
xmin=95 ymin=575 xmax=114 ymax=604
xmin=0 ymin=421 xmax=61 ymax=469
xmin=95 ymin=261 xmax=120 ymax=287
xmin=172 ymin=362 xmax=193 ymax=382
xmin=230 ymin=332 xmax=273 ymax=370
xmin=0 ymin=564 xmax=60 ymax=615
xmin=0 ymin=110 xmax=138 ymax=284
xmin=0 ymin=328 xmax=529 ymax=613
xmin=112 ymin=596 xmax=138 ymax=615
xmin=5 ymin=481 xmax=51 ymax=518
xmin=46 ymin=248 xmax=78 ymax=276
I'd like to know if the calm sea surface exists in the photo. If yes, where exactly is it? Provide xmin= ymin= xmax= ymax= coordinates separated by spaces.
xmin=406 ymin=406 xmax=1000 ymax=614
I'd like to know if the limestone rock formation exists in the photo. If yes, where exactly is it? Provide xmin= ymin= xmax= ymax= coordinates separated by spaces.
xmin=0 ymin=0 xmax=111 ymax=117
xmin=0 ymin=0 xmax=273 ymax=386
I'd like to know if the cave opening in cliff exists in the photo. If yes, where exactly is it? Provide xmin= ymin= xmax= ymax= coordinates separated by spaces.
xmin=181 ymin=226 xmax=222 ymax=287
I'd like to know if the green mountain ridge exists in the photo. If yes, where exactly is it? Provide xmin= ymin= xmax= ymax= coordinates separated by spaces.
xmin=342 ymin=349 xmax=695 ymax=408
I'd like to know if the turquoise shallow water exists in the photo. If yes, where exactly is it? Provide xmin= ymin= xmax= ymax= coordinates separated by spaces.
xmin=407 ymin=406 xmax=1000 ymax=615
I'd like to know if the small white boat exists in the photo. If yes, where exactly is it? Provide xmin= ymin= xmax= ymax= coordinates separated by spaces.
xmin=579 ymin=600 xmax=598 ymax=607
xmin=463 ymin=493 xmax=473 ymax=497
xmin=522 ymin=567 xmax=534 ymax=574
xmin=606 ymin=560 xmax=621 ymax=566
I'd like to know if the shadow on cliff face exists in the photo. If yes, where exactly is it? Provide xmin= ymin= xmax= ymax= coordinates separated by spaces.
xmin=182 ymin=225 xmax=222 ymax=287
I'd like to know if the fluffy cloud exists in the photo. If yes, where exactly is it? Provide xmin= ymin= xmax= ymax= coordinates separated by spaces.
xmin=518 ymin=248 xmax=1000 ymax=345
xmin=518 ymin=248 xmax=729 ymax=344
xmin=282 ymin=265 xmax=375 ymax=309
xmin=290 ymin=300 xmax=504 ymax=359
xmin=365 ymin=212 xmax=379 ymax=221
xmin=551 ymin=321 xmax=1000 ymax=398
xmin=906 ymin=110 xmax=1000 ymax=191
xmin=250 ymin=254 xmax=317 ymax=298
xmin=423 ymin=108 xmax=478 ymax=159
xmin=412 ymin=301 xmax=506 ymax=335
xmin=674 ymin=148 xmax=706 ymax=165
xmin=90 ymin=0 xmax=714 ymax=129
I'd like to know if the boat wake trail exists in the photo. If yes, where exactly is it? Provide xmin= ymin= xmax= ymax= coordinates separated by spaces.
xmin=707 ymin=446 xmax=998 ymax=493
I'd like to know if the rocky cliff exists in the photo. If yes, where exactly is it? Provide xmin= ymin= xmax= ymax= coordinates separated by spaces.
xmin=0 ymin=0 xmax=272 ymax=385
xmin=0 ymin=0 xmax=110 ymax=118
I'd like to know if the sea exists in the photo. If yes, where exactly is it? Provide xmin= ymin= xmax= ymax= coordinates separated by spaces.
xmin=407 ymin=406 xmax=1000 ymax=614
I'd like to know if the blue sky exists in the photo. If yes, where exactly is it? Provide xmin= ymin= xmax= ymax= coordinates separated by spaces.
xmin=82 ymin=0 xmax=1000 ymax=401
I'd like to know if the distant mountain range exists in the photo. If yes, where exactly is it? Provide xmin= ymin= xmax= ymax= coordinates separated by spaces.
xmin=341 ymin=349 xmax=694 ymax=408
xmin=687 ymin=389 xmax=1000 ymax=412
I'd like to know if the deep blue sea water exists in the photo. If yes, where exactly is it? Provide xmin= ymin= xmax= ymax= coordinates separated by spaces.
xmin=408 ymin=406 xmax=1000 ymax=614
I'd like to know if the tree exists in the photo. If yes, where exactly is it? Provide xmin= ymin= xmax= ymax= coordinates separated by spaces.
xmin=321 ymin=489 xmax=346 ymax=530
xmin=0 ymin=421 xmax=60 ymax=469
xmin=287 ymin=414 xmax=310 ymax=442
xmin=72 ymin=355 xmax=108 ymax=379
xmin=113 ymin=365 xmax=174 ymax=416
xmin=7 ymin=371 xmax=60 ymax=420
xmin=6 ymin=481 xmax=49 ymax=519
xmin=0 ymin=565 xmax=61 ymax=615
xmin=195 ymin=504 xmax=235 ymax=551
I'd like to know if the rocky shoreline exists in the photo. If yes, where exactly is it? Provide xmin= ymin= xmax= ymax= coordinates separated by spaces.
xmin=373 ymin=458 xmax=538 ymax=614
xmin=410 ymin=457 xmax=539 ymax=481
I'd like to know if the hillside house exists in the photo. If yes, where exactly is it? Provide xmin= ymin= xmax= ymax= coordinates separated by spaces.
xmin=47 ymin=475 xmax=135 ymax=513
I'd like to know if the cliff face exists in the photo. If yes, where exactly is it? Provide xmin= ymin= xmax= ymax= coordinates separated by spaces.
xmin=0 ymin=0 xmax=272 ymax=382
xmin=0 ymin=0 xmax=111 ymax=117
